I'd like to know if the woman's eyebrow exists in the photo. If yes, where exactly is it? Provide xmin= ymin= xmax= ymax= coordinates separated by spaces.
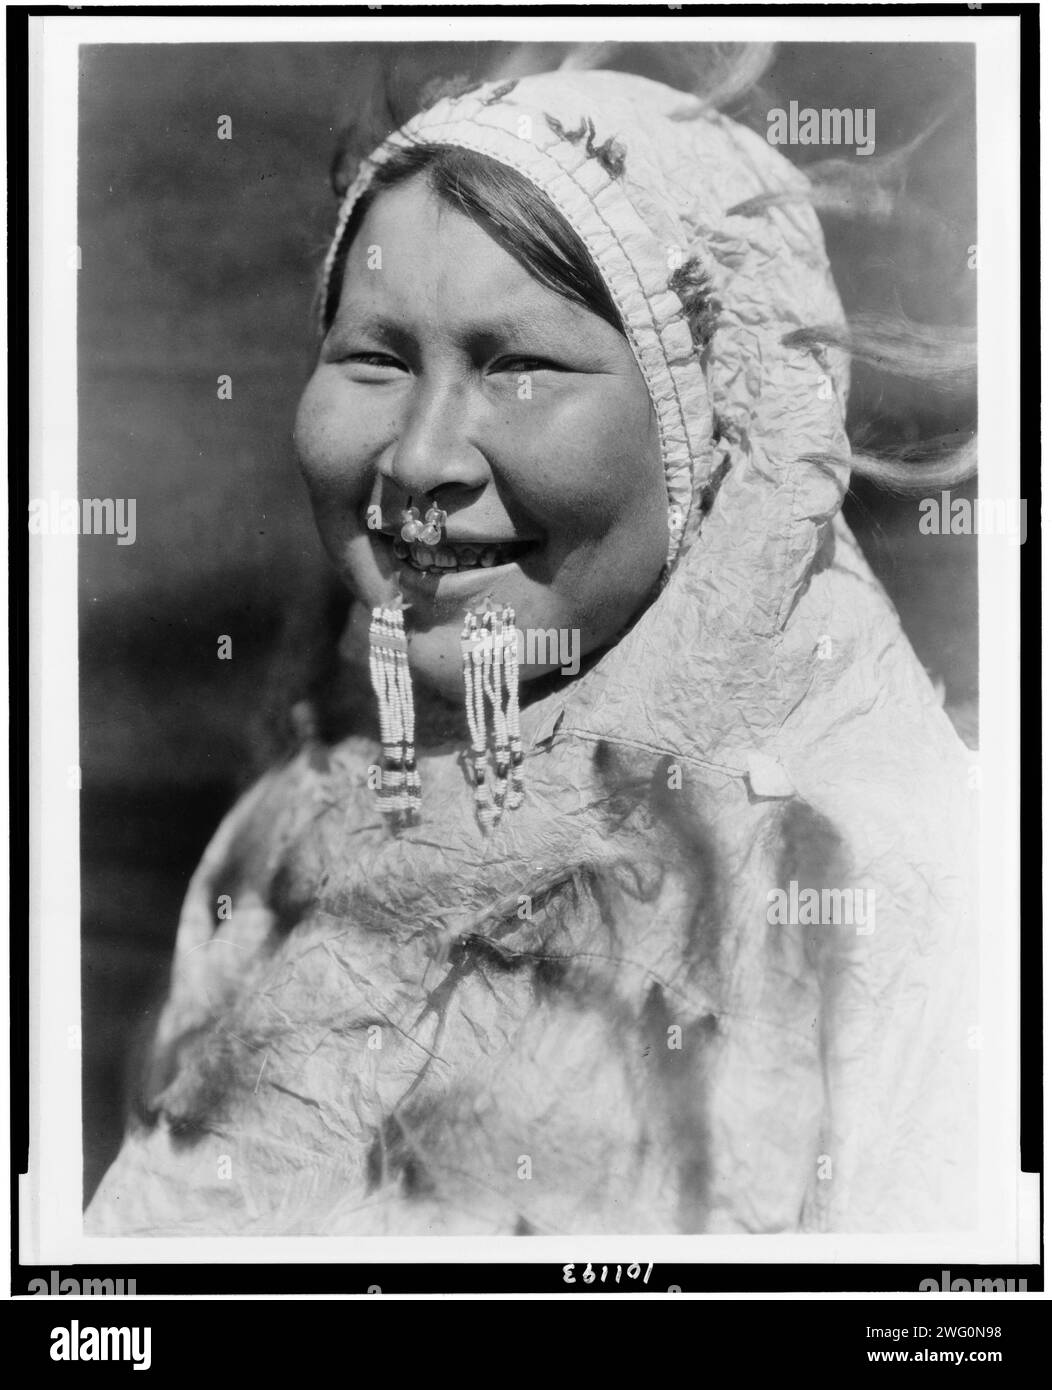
xmin=331 ymin=302 xmax=592 ymax=355
xmin=328 ymin=310 xmax=412 ymax=351
xmin=463 ymin=316 xmax=623 ymax=375
xmin=455 ymin=304 xmax=588 ymax=353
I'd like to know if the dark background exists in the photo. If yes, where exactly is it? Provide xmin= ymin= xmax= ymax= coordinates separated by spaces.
xmin=79 ymin=40 xmax=977 ymax=1203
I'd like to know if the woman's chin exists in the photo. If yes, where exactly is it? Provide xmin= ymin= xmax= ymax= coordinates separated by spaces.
xmin=409 ymin=663 xmax=468 ymax=707
xmin=405 ymin=634 xmax=567 ymax=708
xmin=401 ymin=629 xmax=468 ymax=705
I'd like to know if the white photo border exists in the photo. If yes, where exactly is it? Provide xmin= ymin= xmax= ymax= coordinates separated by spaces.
xmin=25 ymin=8 xmax=1026 ymax=1274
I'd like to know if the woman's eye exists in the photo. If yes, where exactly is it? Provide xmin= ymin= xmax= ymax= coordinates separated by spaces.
xmin=344 ymin=352 xmax=407 ymax=375
xmin=490 ymin=355 xmax=566 ymax=375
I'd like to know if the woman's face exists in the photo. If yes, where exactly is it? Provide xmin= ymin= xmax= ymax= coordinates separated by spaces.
xmin=295 ymin=174 xmax=668 ymax=700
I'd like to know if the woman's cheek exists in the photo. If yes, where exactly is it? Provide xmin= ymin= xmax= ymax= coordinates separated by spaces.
xmin=504 ymin=386 xmax=653 ymax=535
xmin=295 ymin=372 xmax=387 ymax=501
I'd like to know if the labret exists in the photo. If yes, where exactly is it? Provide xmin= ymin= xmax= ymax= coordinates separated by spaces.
xmin=400 ymin=497 xmax=448 ymax=548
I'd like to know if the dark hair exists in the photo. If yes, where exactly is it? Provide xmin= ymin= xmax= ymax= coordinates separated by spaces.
xmin=322 ymin=143 xmax=623 ymax=335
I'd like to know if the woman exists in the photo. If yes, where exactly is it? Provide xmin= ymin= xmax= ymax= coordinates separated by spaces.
xmin=87 ymin=61 xmax=977 ymax=1235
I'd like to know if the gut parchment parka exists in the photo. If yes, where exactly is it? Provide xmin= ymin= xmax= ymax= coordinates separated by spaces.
xmin=87 ymin=71 xmax=977 ymax=1237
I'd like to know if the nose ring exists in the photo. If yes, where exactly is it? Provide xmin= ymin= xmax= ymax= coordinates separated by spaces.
xmin=400 ymin=497 xmax=447 ymax=547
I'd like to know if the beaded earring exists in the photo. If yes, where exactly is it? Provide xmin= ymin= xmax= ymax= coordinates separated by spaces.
xmin=461 ymin=604 xmax=524 ymax=829
xmin=367 ymin=593 xmax=525 ymax=830
xmin=367 ymin=602 xmax=421 ymax=825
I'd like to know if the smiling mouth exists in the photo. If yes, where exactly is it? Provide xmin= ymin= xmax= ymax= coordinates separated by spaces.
xmin=382 ymin=534 xmax=536 ymax=576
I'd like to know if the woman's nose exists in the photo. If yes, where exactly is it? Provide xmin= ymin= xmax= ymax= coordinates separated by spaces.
xmin=379 ymin=381 xmax=490 ymax=499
